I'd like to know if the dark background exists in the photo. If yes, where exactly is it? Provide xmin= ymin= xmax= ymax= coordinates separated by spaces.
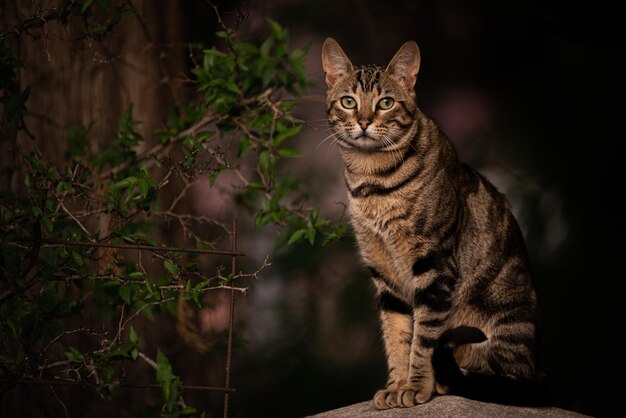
xmin=214 ymin=2 xmax=622 ymax=417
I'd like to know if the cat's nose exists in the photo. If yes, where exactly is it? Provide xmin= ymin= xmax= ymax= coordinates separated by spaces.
xmin=359 ymin=118 xmax=372 ymax=130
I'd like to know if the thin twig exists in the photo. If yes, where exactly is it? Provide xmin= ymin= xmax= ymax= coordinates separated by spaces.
xmin=49 ymin=384 xmax=70 ymax=418
xmin=38 ymin=360 xmax=72 ymax=371
xmin=6 ymin=238 xmax=245 ymax=256
xmin=109 ymin=297 xmax=176 ymax=350
xmin=168 ymin=180 xmax=197 ymax=212
xmin=55 ymin=194 xmax=95 ymax=241
xmin=137 ymin=352 xmax=157 ymax=370
xmin=5 ymin=379 xmax=236 ymax=392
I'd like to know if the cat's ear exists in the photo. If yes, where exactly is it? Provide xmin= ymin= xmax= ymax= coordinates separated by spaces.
xmin=322 ymin=37 xmax=354 ymax=88
xmin=386 ymin=41 xmax=421 ymax=89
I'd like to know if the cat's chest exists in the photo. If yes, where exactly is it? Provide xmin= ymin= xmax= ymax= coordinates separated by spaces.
xmin=348 ymin=196 xmax=418 ymax=294
xmin=349 ymin=195 xmax=410 ymax=237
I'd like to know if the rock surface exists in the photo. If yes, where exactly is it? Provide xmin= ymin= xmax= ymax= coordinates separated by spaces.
xmin=306 ymin=396 xmax=591 ymax=418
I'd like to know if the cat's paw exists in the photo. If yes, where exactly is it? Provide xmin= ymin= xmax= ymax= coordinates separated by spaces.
xmin=435 ymin=381 xmax=449 ymax=395
xmin=373 ymin=388 xmax=400 ymax=410
xmin=373 ymin=382 xmax=434 ymax=409
xmin=395 ymin=383 xmax=434 ymax=407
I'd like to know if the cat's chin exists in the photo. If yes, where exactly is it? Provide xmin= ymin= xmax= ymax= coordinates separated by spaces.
xmin=345 ymin=135 xmax=388 ymax=152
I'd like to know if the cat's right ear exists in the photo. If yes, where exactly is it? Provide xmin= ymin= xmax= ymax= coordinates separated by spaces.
xmin=322 ymin=37 xmax=353 ymax=88
xmin=386 ymin=41 xmax=421 ymax=90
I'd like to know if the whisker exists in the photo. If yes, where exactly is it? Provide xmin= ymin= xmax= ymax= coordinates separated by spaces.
xmin=307 ymin=121 xmax=335 ymax=127
xmin=388 ymin=126 xmax=419 ymax=157
xmin=324 ymin=134 xmax=338 ymax=161
xmin=314 ymin=131 xmax=340 ymax=152
xmin=381 ymin=134 xmax=401 ymax=168
xmin=307 ymin=118 xmax=335 ymax=122
xmin=310 ymin=127 xmax=336 ymax=134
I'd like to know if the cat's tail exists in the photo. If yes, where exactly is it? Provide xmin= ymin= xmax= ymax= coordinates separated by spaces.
xmin=432 ymin=326 xmax=552 ymax=406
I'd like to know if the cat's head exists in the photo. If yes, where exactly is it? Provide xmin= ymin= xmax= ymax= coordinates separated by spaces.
xmin=322 ymin=38 xmax=421 ymax=152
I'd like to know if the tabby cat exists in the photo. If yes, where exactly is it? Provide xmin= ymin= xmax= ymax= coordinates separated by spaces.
xmin=321 ymin=37 xmax=545 ymax=409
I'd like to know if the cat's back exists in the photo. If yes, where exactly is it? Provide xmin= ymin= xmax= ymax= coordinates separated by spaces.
xmin=455 ymin=162 xmax=529 ymax=263
xmin=451 ymin=162 xmax=536 ymax=313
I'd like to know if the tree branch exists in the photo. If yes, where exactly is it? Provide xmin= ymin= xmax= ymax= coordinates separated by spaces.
xmin=0 ymin=3 xmax=82 ymax=40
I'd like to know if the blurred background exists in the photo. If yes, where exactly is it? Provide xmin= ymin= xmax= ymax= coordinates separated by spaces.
xmin=1 ymin=1 xmax=622 ymax=417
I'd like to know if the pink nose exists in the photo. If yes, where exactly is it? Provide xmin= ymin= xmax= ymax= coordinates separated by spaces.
xmin=359 ymin=119 xmax=371 ymax=129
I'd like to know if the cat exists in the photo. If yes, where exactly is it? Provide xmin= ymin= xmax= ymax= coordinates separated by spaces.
xmin=321 ymin=37 xmax=546 ymax=409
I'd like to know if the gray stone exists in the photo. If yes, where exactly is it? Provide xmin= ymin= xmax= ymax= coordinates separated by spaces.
xmin=306 ymin=396 xmax=591 ymax=418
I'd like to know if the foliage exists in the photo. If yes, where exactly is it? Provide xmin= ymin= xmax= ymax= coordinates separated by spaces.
xmin=0 ymin=2 xmax=345 ymax=416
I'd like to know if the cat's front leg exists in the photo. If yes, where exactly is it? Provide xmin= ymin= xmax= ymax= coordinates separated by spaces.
xmin=372 ymin=289 xmax=413 ymax=410
xmin=395 ymin=273 xmax=455 ymax=407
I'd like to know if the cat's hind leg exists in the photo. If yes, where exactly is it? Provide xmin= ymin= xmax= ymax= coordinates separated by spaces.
xmin=454 ymin=312 xmax=537 ymax=378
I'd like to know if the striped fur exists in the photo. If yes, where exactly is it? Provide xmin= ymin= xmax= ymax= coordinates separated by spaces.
xmin=322 ymin=38 xmax=541 ymax=409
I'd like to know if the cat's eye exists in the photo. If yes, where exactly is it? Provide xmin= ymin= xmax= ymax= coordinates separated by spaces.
xmin=340 ymin=96 xmax=357 ymax=109
xmin=377 ymin=97 xmax=395 ymax=110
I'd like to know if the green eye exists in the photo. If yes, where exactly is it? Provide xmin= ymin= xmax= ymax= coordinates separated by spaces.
xmin=340 ymin=96 xmax=357 ymax=109
xmin=377 ymin=97 xmax=395 ymax=110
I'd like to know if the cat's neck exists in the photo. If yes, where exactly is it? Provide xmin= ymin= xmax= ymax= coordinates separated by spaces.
xmin=339 ymin=147 xmax=408 ymax=175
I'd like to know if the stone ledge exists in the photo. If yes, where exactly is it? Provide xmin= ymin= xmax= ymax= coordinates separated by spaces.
xmin=306 ymin=396 xmax=590 ymax=418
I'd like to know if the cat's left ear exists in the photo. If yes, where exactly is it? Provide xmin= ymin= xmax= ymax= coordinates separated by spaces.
xmin=322 ymin=37 xmax=354 ymax=88
xmin=386 ymin=41 xmax=421 ymax=90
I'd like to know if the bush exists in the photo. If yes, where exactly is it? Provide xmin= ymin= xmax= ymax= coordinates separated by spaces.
xmin=0 ymin=2 xmax=345 ymax=416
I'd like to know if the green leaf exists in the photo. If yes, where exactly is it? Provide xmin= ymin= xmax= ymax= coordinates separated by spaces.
xmin=127 ymin=271 xmax=145 ymax=280
xmin=71 ymin=251 xmax=84 ymax=266
xmin=224 ymin=80 xmax=240 ymax=94
xmin=141 ymin=305 xmax=155 ymax=321
xmin=287 ymin=229 xmax=305 ymax=245
xmin=305 ymin=228 xmax=316 ymax=245
xmin=129 ymin=326 xmax=138 ymax=344
xmin=195 ymin=130 xmax=215 ymax=142
xmin=100 ymin=363 xmax=115 ymax=384
xmin=265 ymin=18 xmax=283 ymax=38
xmin=260 ymin=37 xmax=274 ymax=58
xmin=156 ymin=350 xmax=172 ymax=400
xmin=129 ymin=326 xmax=139 ymax=360
xmin=277 ymin=148 xmax=301 ymax=158
xmin=209 ymin=171 xmax=219 ymax=186
xmin=308 ymin=208 xmax=320 ymax=224
xmin=322 ymin=223 xmax=349 ymax=246
xmin=209 ymin=163 xmax=228 ymax=186
xmin=248 ymin=181 xmax=265 ymax=190
xmin=118 ymin=286 xmax=132 ymax=305
xmin=255 ymin=211 xmax=272 ymax=228
xmin=145 ymin=280 xmax=155 ymax=296
xmin=259 ymin=150 xmax=270 ymax=175
xmin=163 ymin=260 xmax=178 ymax=277
xmin=289 ymin=47 xmax=308 ymax=62
xmin=156 ymin=350 xmax=181 ymax=410
xmin=237 ymin=137 xmax=252 ymax=157
xmin=81 ymin=0 xmax=95 ymax=13
xmin=181 ymin=406 xmax=197 ymax=415
xmin=272 ymin=124 xmax=302 ymax=146
xmin=138 ymin=179 xmax=149 ymax=199
xmin=64 ymin=346 xmax=85 ymax=363
xmin=41 ymin=216 xmax=53 ymax=233
xmin=111 ymin=176 xmax=137 ymax=190
xmin=55 ymin=180 xmax=71 ymax=193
